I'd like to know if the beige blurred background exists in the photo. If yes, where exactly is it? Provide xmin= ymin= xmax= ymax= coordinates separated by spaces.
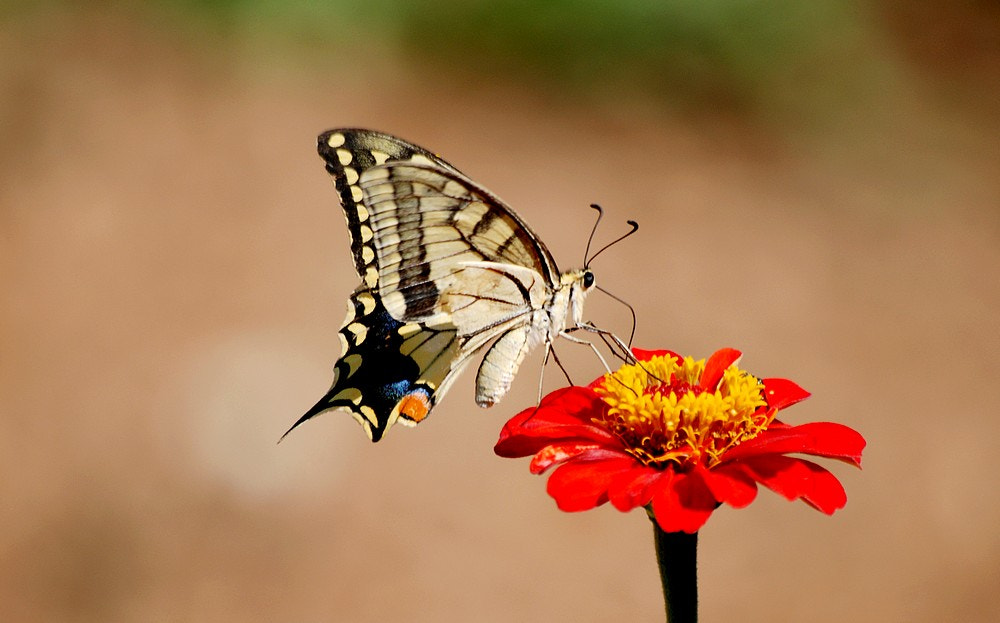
xmin=2 ymin=2 xmax=998 ymax=621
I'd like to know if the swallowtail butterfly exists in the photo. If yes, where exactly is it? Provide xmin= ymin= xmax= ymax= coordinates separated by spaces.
xmin=287 ymin=129 xmax=603 ymax=442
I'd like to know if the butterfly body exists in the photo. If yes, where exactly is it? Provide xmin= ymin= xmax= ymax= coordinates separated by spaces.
xmin=289 ymin=129 xmax=594 ymax=442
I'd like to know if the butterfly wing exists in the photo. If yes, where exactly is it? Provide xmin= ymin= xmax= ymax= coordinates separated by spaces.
xmin=287 ymin=130 xmax=472 ymax=442
xmin=358 ymin=161 xmax=559 ymax=326
xmin=292 ymin=129 xmax=562 ymax=442
xmin=359 ymin=161 xmax=566 ymax=407
xmin=287 ymin=288 xmax=463 ymax=442
xmin=316 ymin=129 xmax=462 ymax=287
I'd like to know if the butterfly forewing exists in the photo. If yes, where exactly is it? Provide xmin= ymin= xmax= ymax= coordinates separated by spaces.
xmin=316 ymin=129 xmax=461 ymax=287
xmin=359 ymin=162 xmax=559 ymax=324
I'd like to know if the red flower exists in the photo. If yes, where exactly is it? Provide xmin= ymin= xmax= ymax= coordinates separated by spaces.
xmin=495 ymin=348 xmax=865 ymax=533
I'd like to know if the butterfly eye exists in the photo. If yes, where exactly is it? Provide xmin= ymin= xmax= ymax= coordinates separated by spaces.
xmin=583 ymin=270 xmax=595 ymax=289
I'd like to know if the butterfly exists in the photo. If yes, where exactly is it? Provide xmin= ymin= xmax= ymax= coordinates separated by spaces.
xmin=286 ymin=129 xmax=622 ymax=442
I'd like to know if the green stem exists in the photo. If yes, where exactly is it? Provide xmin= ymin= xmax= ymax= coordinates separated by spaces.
xmin=652 ymin=517 xmax=698 ymax=623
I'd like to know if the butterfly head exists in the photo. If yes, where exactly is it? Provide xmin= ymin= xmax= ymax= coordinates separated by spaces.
xmin=558 ymin=268 xmax=597 ymax=327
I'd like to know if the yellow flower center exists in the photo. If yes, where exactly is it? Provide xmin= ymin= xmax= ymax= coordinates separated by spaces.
xmin=595 ymin=354 xmax=771 ymax=469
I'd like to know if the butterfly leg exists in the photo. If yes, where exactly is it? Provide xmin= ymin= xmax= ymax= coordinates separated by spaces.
xmin=537 ymin=340 xmax=575 ymax=403
xmin=559 ymin=330 xmax=612 ymax=373
xmin=537 ymin=340 xmax=551 ymax=404
xmin=547 ymin=342 xmax=574 ymax=386
xmin=573 ymin=322 xmax=635 ymax=364
xmin=574 ymin=322 xmax=673 ymax=384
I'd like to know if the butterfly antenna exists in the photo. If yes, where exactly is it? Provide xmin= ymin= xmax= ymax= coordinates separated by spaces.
xmin=586 ymin=220 xmax=639 ymax=268
xmin=583 ymin=204 xmax=604 ymax=266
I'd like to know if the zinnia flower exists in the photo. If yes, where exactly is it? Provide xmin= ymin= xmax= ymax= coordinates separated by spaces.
xmin=495 ymin=347 xmax=865 ymax=533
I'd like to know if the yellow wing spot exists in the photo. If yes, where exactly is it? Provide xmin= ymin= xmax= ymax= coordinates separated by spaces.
xmin=364 ymin=266 xmax=379 ymax=288
xmin=332 ymin=386 xmax=363 ymax=404
xmin=356 ymin=291 xmax=377 ymax=315
xmin=360 ymin=224 xmax=374 ymax=243
xmin=336 ymin=148 xmax=353 ymax=165
xmin=341 ymin=298 xmax=356 ymax=322
xmin=411 ymin=154 xmax=434 ymax=166
xmin=358 ymin=405 xmax=378 ymax=426
xmin=347 ymin=322 xmax=369 ymax=344
xmin=397 ymin=391 xmax=431 ymax=423
xmin=344 ymin=166 xmax=359 ymax=185
xmin=337 ymin=332 xmax=349 ymax=355
xmin=327 ymin=132 xmax=346 ymax=148
xmin=385 ymin=407 xmax=401 ymax=431
xmin=342 ymin=353 xmax=363 ymax=378
xmin=371 ymin=149 xmax=390 ymax=165
xmin=349 ymin=412 xmax=374 ymax=440
xmin=398 ymin=323 xmax=421 ymax=338
xmin=356 ymin=203 xmax=370 ymax=222
xmin=362 ymin=246 xmax=375 ymax=264
xmin=351 ymin=185 xmax=363 ymax=202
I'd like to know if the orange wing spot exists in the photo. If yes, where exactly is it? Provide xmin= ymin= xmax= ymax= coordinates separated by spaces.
xmin=398 ymin=392 xmax=431 ymax=423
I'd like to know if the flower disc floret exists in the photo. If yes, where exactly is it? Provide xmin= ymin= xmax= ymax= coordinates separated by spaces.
xmin=595 ymin=354 xmax=769 ymax=468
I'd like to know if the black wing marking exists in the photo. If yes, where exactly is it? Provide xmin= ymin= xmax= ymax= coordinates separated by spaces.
xmin=316 ymin=129 xmax=462 ymax=284
xmin=285 ymin=287 xmax=460 ymax=442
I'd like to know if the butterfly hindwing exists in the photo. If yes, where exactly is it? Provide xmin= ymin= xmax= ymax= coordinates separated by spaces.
xmin=289 ymin=287 xmax=463 ymax=442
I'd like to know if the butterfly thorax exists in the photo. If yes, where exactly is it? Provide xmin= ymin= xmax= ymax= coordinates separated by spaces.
xmin=547 ymin=268 xmax=595 ymax=338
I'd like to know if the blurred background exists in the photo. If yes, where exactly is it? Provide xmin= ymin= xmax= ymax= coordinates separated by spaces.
xmin=2 ymin=1 xmax=998 ymax=621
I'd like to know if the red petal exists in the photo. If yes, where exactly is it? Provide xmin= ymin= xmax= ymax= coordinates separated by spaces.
xmin=739 ymin=455 xmax=848 ymax=514
xmin=494 ymin=387 xmax=616 ymax=458
xmin=761 ymin=377 xmax=811 ymax=410
xmin=607 ymin=465 xmax=663 ymax=511
xmin=495 ymin=423 xmax=617 ymax=458
xmin=632 ymin=348 xmax=682 ymax=364
xmin=650 ymin=468 xmax=718 ymax=534
xmin=700 ymin=348 xmax=742 ymax=390
xmin=529 ymin=443 xmax=630 ymax=474
xmin=722 ymin=422 xmax=865 ymax=467
xmin=699 ymin=464 xmax=758 ymax=509
xmin=546 ymin=457 xmax=635 ymax=511
xmin=502 ymin=386 xmax=602 ymax=430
